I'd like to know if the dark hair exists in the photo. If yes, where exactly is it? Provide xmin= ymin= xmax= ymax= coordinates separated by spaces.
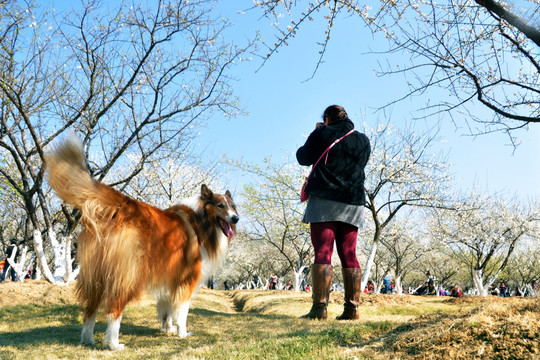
xmin=323 ymin=105 xmax=348 ymax=123
xmin=10 ymin=238 xmax=17 ymax=245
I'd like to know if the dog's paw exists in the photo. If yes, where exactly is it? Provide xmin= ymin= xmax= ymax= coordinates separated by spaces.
xmin=161 ymin=325 xmax=178 ymax=334
xmin=178 ymin=331 xmax=193 ymax=338
xmin=108 ymin=342 xmax=125 ymax=351
xmin=80 ymin=337 xmax=96 ymax=346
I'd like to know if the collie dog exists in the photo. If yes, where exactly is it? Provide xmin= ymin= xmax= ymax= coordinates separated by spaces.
xmin=45 ymin=136 xmax=239 ymax=350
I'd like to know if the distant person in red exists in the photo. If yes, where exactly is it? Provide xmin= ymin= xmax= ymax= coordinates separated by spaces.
xmin=269 ymin=274 xmax=278 ymax=290
xmin=450 ymin=285 xmax=462 ymax=297
xmin=297 ymin=105 xmax=371 ymax=320
xmin=367 ymin=280 xmax=375 ymax=293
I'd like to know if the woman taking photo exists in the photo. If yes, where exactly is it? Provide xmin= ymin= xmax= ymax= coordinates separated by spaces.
xmin=297 ymin=105 xmax=371 ymax=320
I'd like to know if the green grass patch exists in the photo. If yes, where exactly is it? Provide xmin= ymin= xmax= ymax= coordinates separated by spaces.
xmin=1 ymin=287 xmax=535 ymax=359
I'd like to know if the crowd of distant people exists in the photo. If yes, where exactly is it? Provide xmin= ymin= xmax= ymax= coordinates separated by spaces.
xmin=1 ymin=241 xmax=537 ymax=299
xmin=214 ymin=270 xmax=536 ymax=298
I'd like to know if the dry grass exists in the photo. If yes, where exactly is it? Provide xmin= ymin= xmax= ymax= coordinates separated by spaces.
xmin=0 ymin=281 xmax=538 ymax=359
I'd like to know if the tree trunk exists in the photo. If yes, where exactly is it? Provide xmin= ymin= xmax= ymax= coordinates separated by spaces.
xmin=32 ymin=229 xmax=79 ymax=285
xmin=33 ymin=230 xmax=57 ymax=284
xmin=62 ymin=235 xmax=79 ymax=283
xmin=293 ymin=265 xmax=307 ymax=292
xmin=5 ymin=245 xmax=23 ymax=282
xmin=13 ymin=246 xmax=28 ymax=282
xmin=50 ymin=230 xmax=67 ymax=281
xmin=34 ymin=261 xmax=42 ymax=280
xmin=361 ymin=239 xmax=379 ymax=291
xmin=6 ymin=245 xmax=35 ymax=282
xmin=395 ymin=275 xmax=403 ymax=295
xmin=374 ymin=280 xmax=383 ymax=294
xmin=472 ymin=269 xmax=489 ymax=297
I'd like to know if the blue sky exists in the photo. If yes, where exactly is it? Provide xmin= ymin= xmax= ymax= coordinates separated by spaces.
xmin=194 ymin=2 xmax=540 ymax=200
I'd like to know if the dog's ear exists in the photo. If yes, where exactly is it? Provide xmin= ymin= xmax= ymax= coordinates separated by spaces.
xmin=201 ymin=184 xmax=213 ymax=201
xmin=225 ymin=190 xmax=233 ymax=199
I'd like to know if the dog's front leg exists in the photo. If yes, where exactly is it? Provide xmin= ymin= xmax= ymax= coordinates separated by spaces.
xmin=174 ymin=301 xmax=192 ymax=338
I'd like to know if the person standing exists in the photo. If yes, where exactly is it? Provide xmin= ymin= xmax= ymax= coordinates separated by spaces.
xmin=1 ymin=239 xmax=19 ymax=282
xmin=271 ymin=274 xmax=278 ymax=290
xmin=499 ymin=282 xmax=508 ymax=297
xmin=297 ymin=105 xmax=371 ymax=320
xmin=382 ymin=273 xmax=391 ymax=294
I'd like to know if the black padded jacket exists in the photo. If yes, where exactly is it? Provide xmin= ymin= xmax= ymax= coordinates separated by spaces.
xmin=296 ymin=118 xmax=371 ymax=205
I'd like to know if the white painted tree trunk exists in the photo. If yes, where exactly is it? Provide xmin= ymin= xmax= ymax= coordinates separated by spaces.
xmin=33 ymin=230 xmax=78 ymax=285
xmin=62 ymin=235 xmax=80 ymax=283
xmin=49 ymin=229 xmax=67 ymax=282
xmin=472 ymin=269 xmax=489 ymax=297
xmin=361 ymin=240 xmax=379 ymax=291
xmin=473 ymin=266 xmax=504 ymax=298
xmin=293 ymin=265 xmax=307 ymax=292
xmin=395 ymin=275 xmax=403 ymax=295
xmin=12 ymin=246 xmax=34 ymax=282
xmin=24 ymin=253 xmax=36 ymax=279
xmin=5 ymin=245 xmax=31 ymax=282
xmin=33 ymin=230 xmax=59 ymax=284
xmin=375 ymin=281 xmax=382 ymax=294
xmin=34 ymin=260 xmax=42 ymax=280
xmin=7 ymin=246 xmax=21 ymax=281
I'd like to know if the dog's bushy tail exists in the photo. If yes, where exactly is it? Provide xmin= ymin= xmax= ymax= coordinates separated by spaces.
xmin=46 ymin=135 xmax=124 ymax=236
xmin=46 ymin=135 xmax=94 ymax=208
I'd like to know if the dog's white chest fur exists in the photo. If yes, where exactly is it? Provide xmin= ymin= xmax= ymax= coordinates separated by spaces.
xmin=199 ymin=230 xmax=229 ymax=284
xmin=180 ymin=195 xmax=230 ymax=284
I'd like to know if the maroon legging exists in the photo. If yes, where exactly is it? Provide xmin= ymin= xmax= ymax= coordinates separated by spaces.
xmin=310 ymin=221 xmax=360 ymax=268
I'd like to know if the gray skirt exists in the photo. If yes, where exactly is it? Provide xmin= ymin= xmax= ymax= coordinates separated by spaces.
xmin=303 ymin=195 xmax=366 ymax=229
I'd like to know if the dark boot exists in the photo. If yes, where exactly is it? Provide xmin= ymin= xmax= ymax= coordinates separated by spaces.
xmin=301 ymin=264 xmax=333 ymax=320
xmin=336 ymin=268 xmax=361 ymax=320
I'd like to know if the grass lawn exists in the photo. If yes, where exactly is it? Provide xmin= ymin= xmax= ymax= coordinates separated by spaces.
xmin=0 ymin=281 xmax=538 ymax=359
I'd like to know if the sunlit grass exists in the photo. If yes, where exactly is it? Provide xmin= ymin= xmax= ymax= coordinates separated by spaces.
xmin=1 ymin=286 xmax=536 ymax=359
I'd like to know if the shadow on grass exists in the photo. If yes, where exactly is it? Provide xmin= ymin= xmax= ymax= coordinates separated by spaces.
xmin=0 ymin=303 xmax=163 ymax=349
xmin=0 ymin=303 xmax=291 ymax=350
xmin=0 ymin=321 xmax=162 ymax=347
xmin=0 ymin=304 xmax=82 ymax=347
xmin=0 ymin=324 xmax=82 ymax=347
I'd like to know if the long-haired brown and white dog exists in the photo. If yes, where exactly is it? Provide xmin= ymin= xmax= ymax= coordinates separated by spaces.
xmin=45 ymin=136 xmax=239 ymax=350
